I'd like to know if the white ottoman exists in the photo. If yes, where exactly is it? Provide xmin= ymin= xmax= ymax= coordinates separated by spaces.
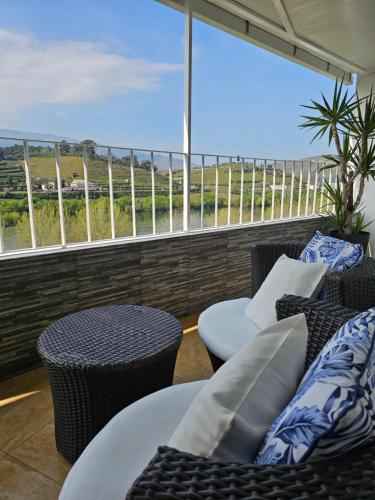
xmin=198 ymin=298 xmax=260 ymax=362
xmin=59 ymin=380 xmax=206 ymax=500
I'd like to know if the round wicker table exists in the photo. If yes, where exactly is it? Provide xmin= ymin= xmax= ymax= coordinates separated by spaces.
xmin=37 ymin=304 xmax=183 ymax=463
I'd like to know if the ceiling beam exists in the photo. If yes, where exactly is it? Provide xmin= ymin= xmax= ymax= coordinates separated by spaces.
xmin=157 ymin=0 xmax=352 ymax=83
xmin=272 ymin=0 xmax=295 ymax=37
xmin=212 ymin=0 xmax=364 ymax=74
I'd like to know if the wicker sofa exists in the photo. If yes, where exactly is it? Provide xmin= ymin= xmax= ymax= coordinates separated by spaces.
xmin=127 ymin=295 xmax=375 ymax=500
xmin=250 ymin=241 xmax=375 ymax=309
xmin=200 ymin=240 xmax=375 ymax=371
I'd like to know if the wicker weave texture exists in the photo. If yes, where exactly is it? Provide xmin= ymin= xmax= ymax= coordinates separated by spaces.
xmin=128 ymin=443 xmax=375 ymax=499
xmin=38 ymin=305 xmax=182 ymax=463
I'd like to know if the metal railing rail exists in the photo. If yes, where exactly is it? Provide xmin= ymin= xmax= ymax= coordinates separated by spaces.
xmin=0 ymin=137 xmax=328 ymax=255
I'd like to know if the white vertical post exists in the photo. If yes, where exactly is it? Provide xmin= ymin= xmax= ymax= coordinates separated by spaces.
xmin=215 ymin=156 xmax=219 ymax=227
xmin=271 ymin=160 xmax=276 ymax=220
xmin=320 ymin=167 xmax=325 ymax=211
xmin=169 ymin=152 xmax=173 ymax=232
xmin=151 ymin=151 xmax=156 ymax=235
xmin=261 ymin=160 xmax=266 ymax=222
xmin=227 ymin=157 xmax=232 ymax=225
xmin=200 ymin=155 xmax=204 ymax=229
xmin=280 ymin=160 xmax=286 ymax=219
xmin=251 ymin=159 xmax=256 ymax=223
xmin=23 ymin=140 xmax=37 ymax=249
xmin=82 ymin=145 xmax=92 ymax=242
xmin=0 ymin=221 xmax=3 ymax=253
xmin=239 ymin=157 xmax=244 ymax=224
xmin=55 ymin=144 xmax=66 ymax=246
xmin=312 ymin=165 xmax=318 ymax=214
xmin=107 ymin=147 xmax=115 ymax=239
xmin=289 ymin=161 xmax=295 ymax=218
xmin=183 ymin=0 xmax=192 ymax=232
xmin=297 ymin=162 xmax=303 ymax=217
xmin=328 ymin=167 xmax=333 ymax=211
xmin=305 ymin=162 xmax=311 ymax=215
xmin=130 ymin=149 xmax=136 ymax=237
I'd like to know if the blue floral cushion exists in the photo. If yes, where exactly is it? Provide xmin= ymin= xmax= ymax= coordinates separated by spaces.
xmin=256 ymin=308 xmax=375 ymax=465
xmin=299 ymin=230 xmax=363 ymax=272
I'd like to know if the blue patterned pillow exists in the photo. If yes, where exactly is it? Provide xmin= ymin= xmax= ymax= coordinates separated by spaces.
xmin=299 ymin=230 xmax=363 ymax=272
xmin=256 ymin=308 xmax=375 ymax=465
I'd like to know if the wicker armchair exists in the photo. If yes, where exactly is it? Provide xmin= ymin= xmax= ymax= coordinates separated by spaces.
xmin=127 ymin=296 xmax=375 ymax=500
xmin=250 ymin=240 xmax=375 ymax=310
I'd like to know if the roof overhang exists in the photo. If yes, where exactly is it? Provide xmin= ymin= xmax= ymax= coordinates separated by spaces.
xmin=157 ymin=0 xmax=359 ymax=84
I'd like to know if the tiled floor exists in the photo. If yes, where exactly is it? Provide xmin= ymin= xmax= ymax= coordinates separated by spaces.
xmin=0 ymin=313 xmax=212 ymax=500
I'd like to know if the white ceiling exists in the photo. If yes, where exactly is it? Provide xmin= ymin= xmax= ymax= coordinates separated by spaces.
xmin=158 ymin=0 xmax=375 ymax=83
xmin=235 ymin=0 xmax=375 ymax=71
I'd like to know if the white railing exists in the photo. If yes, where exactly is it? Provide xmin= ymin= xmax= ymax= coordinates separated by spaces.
xmin=0 ymin=137 xmax=327 ymax=255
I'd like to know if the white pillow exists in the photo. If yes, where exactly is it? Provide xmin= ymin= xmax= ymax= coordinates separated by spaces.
xmin=168 ymin=313 xmax=308 ymax=463
xmin=246 ymin=254 xmax=327 ymax=329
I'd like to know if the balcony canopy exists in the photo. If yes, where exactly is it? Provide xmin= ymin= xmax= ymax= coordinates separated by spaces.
xmin=158 ymin=0 xmax=375 ymax=84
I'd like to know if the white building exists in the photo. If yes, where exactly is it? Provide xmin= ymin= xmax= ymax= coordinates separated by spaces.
xmin=70 ymin=180 xmax=99 ymax=191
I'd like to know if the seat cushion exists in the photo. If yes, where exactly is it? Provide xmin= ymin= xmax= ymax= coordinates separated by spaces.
xmin=198 ymin=298 xmax=260 ymax=361
xmin=59 ymin=380 xmax=206 ymax=500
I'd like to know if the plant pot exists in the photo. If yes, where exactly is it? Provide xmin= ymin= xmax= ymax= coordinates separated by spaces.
xmin=330 ymin=230 xmax=370 ymax=253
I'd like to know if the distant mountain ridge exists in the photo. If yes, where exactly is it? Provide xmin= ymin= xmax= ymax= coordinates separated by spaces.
xmin=0 ymin=129 xmax=78 ymax=146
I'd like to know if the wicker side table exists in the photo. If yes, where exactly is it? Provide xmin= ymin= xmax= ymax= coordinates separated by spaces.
xmin=37 ymin=305 xmax=182 ymax=463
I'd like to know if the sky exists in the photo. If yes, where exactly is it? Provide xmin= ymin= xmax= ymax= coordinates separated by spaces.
xmin=0 ymin=0 xmax=356 ymax=159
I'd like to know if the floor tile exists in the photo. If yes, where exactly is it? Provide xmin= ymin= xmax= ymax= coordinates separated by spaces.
xmin=11 ymin=421 xmax=71 ymax=485
xmin=174 ymin=331 xmax=213 ymax=384
xmin=0 ymin=369 xmax=53 ymax=452
xmin=35 ymin=367 xmax=48 ymax=377
xmin=0 ymin=455 xmax=60 ymax=500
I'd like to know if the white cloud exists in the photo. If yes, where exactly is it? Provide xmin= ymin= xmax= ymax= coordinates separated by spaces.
xmin=0 ymin=29 xmax=181 ymax=112
xmin=55 ymin=111 xmax=67 ymax=118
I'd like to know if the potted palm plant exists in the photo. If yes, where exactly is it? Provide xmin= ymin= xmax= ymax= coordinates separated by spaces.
xmin=300 ymin=81 xmax=375 ymax=251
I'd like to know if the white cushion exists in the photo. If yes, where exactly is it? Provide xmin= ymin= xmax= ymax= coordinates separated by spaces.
xmin=59 ymin=380 xmax=206 ymax=500
xmin=246 ymin=254 xmax=328 ymax=329
xmin=168 ymin=314 xmax=308 ymax=463
xmin=198 ymin=297 xmax=260 ymax=361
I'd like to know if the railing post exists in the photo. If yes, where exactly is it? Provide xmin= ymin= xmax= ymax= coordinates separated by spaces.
xmin=297 ymin=162 xmax=303 ymax=217
xmin=271 ymin=160 xmax=276 ymax=220
xmin=55 ymin=144 xmax=66 ymax=246
xmin=239 ymin=157 xmax=244 ymax=224
xmin=151 ymin=151 xmax=156 ymax=235
xmin=305 ymin=162 xmax=312 ymax=215
xmin=251 ymin=159 xmax=256 ymax=223
xmin=289 ymin=161 xmax=295 ymax=218
xmin=227 ymin=157 xmax=232 ymax=225
xmin=169 ymin=152 xmax=173 ymax=232
xmin=200 ymin=155 xmax=204 ymax=229
xmin=261 ymin=160 xmax=266 ymax=222
xmin=215 ymin=156 xmax=219 ymax=227
xmin=183 ymin=0 xmax=192 ymax=232
xmin=107 ymin=147 xmax=116 ymax=239
xmin=312 ymin=165 xmax=318 ymax=214
xmin=82 ymin=145 xmax=92 ymax=242
xmin=320 ymin=167 xmax=325 ymax=211
xmin=130 ymin=149 xmax=137 ymax=237
xmin=0 ymin=216 xmax=4 ymax=253
xmin=23 ymin=140 xmax=37 ymax=249
xmin=280 ymin=160 xmax=286 ymax=219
